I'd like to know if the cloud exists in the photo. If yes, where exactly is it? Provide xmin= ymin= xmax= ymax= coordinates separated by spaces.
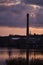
xmin=0 ymin=2 xmax=43 ymax=28
xmin=0 ymin=0 xmax=6 ymax=3
xmin=36 ymin=13 xmax=43 ymax=27
xmin=0 ymin=3 xmax=28 ymax=27
xmin=0 ymin=0 xmax=14 ymax=3
xmin=0 ymin=5 xmax=8 ymax=12
xmin=0 ymin=0 xmax=43 ymax=6
xmin=24 ymin=0 xmax=43 ymax=6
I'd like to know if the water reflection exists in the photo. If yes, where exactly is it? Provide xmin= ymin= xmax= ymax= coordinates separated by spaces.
xmin=0 ymin=48 xmax=43 ymax=61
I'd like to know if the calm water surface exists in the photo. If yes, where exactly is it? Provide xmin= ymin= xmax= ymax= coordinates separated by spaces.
xmin=0 ymin=48 xmax=43 ymax=65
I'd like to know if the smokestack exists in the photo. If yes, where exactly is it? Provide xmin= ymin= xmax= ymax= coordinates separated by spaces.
xmin=26 ymin=13 xmax=29 ymax=36
xmin=26 ymin=13 xmax=29 ymax=65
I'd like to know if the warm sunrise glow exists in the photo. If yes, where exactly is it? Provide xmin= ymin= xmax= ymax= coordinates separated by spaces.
xmin=0 ymin=2 xmax=43 ymax=36
xmin=0 ymin=26 xmax=43 ymax=36
xmin=30 ymin=27 xmax=43 ymax=34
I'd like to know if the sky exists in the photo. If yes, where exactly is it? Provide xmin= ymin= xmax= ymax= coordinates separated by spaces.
xmin=0 ymin=0 xmax=43 ymax=36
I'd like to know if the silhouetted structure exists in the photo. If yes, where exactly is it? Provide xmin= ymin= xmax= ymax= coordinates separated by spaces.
xmin=26 ymin=13 xmax=29 ymax=65
xmin=26 ymin=14 xmax=29 ymax=36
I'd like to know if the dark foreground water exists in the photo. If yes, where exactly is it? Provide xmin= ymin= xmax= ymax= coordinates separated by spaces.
xmin=0 ymin=48 xmax=43 ymax=65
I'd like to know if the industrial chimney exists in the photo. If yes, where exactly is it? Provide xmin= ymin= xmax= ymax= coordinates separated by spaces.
xmin=26 ymin=13 xmax=29 ymax=36
xmin=26 ymin=13 xmax=29 ymax=65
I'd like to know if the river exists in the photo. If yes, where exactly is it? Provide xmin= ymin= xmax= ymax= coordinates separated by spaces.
xmin=0 ymin=48 xmax=43 ymax=65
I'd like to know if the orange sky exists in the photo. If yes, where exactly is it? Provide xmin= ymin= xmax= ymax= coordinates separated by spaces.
xmin=0 ymin=26 xmax=43 ymax=36
xmin=0 ymin=1 xmax=43 ymax=36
